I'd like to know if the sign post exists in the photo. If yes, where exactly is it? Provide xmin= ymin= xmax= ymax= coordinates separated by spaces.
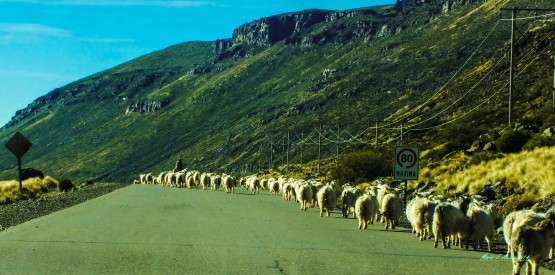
xmin=5 ymin=132 xmax=33 ymax=192
xmin=393 ymin=146 xmax=420 ymax=208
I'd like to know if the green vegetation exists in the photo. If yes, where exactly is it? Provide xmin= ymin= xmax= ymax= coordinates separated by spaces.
xmin=496 ymin=129 xmax=532 ymax=153
xmin=329 ymin=148 xmax=393 ymax=184
xmin=58 ymin=179 xmax=76 ymax=192
xmin=0 ymin=0 xmax=553 ymax=214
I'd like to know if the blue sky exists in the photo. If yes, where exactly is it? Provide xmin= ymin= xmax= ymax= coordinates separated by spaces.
xmin=0 ymin=0 xmax=395 ymax=127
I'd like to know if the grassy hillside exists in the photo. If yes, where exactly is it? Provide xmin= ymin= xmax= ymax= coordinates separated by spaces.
xmin=0 ymin=0 xmax=553 ymax=192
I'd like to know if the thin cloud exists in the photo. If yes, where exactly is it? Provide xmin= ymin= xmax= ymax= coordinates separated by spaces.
xmin=0 ymin=0 xmax=217 ymax=7
xmin=79 ymin=37 xmax=136 ymax=43
xmin=0 ymin=23 xmax=72 ymax=37
xmin=0 ymin=23 xmax=134 ymax=44
xmin=0 ymin=70 xmax=77 ymax=81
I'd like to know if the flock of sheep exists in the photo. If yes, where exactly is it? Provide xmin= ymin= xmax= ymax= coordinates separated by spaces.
xmin=136 ymin=171 xmax=555 ymax=275
xmin=136 ymin=169 xmax=236 ymax=193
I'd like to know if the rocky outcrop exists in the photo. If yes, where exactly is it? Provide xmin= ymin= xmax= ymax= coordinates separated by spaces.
xmin=212 ymin=8 xmax=402 ymax=61
xmin=213 ymin=10 xmax=330 ymax=58
xmin=126 ymin=100 xmax=167 ymax=114
xmin=395 ymin=0 xmax=488 ymax=14
xmin=442 ymin=0 xmax=487 ymax=13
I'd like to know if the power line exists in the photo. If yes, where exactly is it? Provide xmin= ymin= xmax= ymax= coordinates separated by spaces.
xmin=378 ymin=19 xmax=504 ymax=129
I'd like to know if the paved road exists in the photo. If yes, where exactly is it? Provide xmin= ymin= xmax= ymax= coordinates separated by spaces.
xmin=0 ymin=185 xmax=551 ymax=274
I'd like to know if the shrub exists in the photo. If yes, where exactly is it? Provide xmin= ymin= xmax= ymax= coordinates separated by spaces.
xmin=468 ymin=151 xmax=503 ymax=166
xmin=329 ymin=149 xmax=392 ymax=184
xmin=522 ymin=134 xmax=555 ymax=151
xmin=423 ymin=141 xmax=459 ymax=161
xmin=58 ymin=179 xmax=76 ymax=192
xmin=496 ymin=129 xmax=532 ymax=153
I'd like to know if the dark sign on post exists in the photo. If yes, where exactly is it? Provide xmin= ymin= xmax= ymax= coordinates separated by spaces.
xmin=5 ymin=132 xmax=33 ymax=191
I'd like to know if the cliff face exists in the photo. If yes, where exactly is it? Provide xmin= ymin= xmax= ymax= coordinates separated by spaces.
xmin=211 ymin=9 xmax=391 ymax=60
xmin=232 ymin=11 xmax=329 ymax=47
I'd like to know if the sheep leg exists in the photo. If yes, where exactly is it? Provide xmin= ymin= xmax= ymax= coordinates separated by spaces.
xmin=526 ymin=261 xmax=533 ymax=275
xmin=442 ymin=231 xmax=449 ymax=249
xmin=485 ymin=236 xmax=492 ymax=252
xmin=512 ymin=259 xmax=522 ymax=275
xmin=531 ymin=261 xmax=539 ymax=275
xmin=464 ymin=235 xmax=468 ymax=250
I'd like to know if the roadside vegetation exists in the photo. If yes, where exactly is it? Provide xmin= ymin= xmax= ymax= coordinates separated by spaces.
xmin=0 ymin=176 xmax=78 ymax=205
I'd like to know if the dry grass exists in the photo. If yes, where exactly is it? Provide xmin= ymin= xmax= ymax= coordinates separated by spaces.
xmin=0 ymin=176 xmax=59 ymax=204
xmin=421 ymin=146 xmax=555 ymax=199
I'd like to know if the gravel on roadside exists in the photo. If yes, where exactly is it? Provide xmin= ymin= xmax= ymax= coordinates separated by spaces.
xmin=0 ymin=182 xmax=129 ymax=231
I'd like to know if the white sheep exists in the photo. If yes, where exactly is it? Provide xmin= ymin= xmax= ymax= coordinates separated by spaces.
xmin=341 ymin=187 xmax=358 ymax=219
xmin=408 ymin=197 xmax=429 ymax=240
xmin=260 ymin=179 xmax=268 ymax=190
xmin=156 ymin=171 xmax=167 ymax=185
xmin=186 ymin=172 xmax=196 ymax=189
xmin=210 ymin=174 xmax=221 ymax=190
xmin=424 ymin=200 xmax=438 ymax=240
xmin=268 ymin=178 xmax=280 ymax=195
xmin=200 ymin=173 xmax=211 ymax=190
xmin=365 ymin=186 xmax=381 ymax=222
xmin=175 ymin=172 xmax=186 ymax=188
xmin=296 ymin=183 xmax=313 ymax=211
xmin=355 ymin=194 xmax=375 ymax=229
xmin=222 ymin=174 xmax=236 ymax=193
xmin=144 ymin=173 xmax=153 ymax=184
xmin=433 ymin=202 xmax=469 ymax=249
xmin=244 ymin=176 xmax=260 ymax=194
xmin=317 ymin=183 xmax=337 ymax=217
xmin=511 ymin=219 xmax=555 ymax=275
xmin=503 ymin=208 xmax=555 ymax=257
xmin=467 ymin=204 xmax=495 ymax=252
xmin=381 ymin=192 xmax=402 ymax=230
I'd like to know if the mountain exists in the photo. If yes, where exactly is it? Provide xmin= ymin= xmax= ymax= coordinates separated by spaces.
xmin=1 ymin=0 xmax=554 ymax=183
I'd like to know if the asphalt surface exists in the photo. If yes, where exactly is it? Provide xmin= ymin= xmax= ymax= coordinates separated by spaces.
xmin=0 ymin=184 xmax=551 ymax=274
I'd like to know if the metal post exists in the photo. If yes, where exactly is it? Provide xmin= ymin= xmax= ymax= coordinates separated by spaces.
xmin=18 ymin=158 xmax=22 ymax=192
xmin=509 ymin=7 xmax=516 ymax=126
xmin=300 ymin=131 xmax=304 ymax=165
xmin=336 ymin=123 xmax=340 ymax=168
xmin=318 ymin=124 xmax=322 ymax=175
xmin=400 ymin=122 xmax=404 ymax=146
xmin=375 ymin=121 xmax=379 ymax=148
xmin=281 ymin=137 xmax=285 ymax=167
xmin=404 ymin=180 xmax=408 ymax=209
xmin=270 ymin=142 xmax=273 ymax=169
xmin=286 ymin=131 xmax=290 ymax=173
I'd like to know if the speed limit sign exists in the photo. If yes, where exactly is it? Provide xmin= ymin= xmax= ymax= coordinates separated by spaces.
xmin=394 ymin=146 xmax=420 ymax=180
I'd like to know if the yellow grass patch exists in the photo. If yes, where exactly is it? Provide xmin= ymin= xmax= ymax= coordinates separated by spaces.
xmin=0 ymin=176 xmax=59 ymax=204
xmin=422 ymin=147 xmax=555 ymax=199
